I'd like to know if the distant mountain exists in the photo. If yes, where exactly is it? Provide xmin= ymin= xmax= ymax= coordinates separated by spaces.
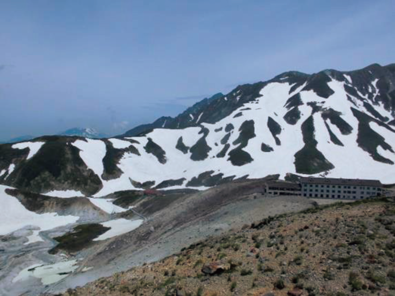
xmin=1 ymin=63 xmax=395 ymax=196
xmin=2 ymin=135 xmax=34 ymax=144
xmin=58 ymin=128 xmax=107 ymax=139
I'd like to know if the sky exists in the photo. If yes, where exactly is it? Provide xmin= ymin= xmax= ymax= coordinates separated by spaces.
xmin=0 ymin=0 xmax=394 ymax=141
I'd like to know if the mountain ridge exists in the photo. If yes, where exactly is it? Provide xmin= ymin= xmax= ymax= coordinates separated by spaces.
xmin=1 ymin=62 xmax=394 ymax=197
xmin=122 ymin=63 xmax=395 ymax=137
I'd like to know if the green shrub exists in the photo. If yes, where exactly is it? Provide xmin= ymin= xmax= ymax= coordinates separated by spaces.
xmin=240 ymin=269 xmax=252 ymax=276
xmin=349 ymin=272 xmax=363 ymax=291
xmin=230 ymin=281 xmax=237 ymax=292
xmin=274 ymin=278 xmax=285 ymax=290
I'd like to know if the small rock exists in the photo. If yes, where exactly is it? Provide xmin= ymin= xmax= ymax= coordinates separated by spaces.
xmin=176 ymin=289 xmax=185 ymax=296
xmin=287 ymin=288 xmax=303 ymax=296
xmin=201 ymin=262 xmax=225 ymax=275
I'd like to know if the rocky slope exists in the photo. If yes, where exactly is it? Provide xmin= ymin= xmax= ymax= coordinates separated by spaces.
xmin=57 ymin=198 xmax=395 ymax=296
xmin=1 ymin=63 xmax=395 ymax=197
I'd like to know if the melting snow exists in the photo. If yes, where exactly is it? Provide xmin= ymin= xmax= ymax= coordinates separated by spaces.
xmin=93 ymin=219 xmax=143 ymax=241
xmin=0 ymin=185 xmax=79 ymax=243
xmin=13 ymin=260 xmax=79 ymax=285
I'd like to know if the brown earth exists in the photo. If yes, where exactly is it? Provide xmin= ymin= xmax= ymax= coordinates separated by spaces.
xmin=57 ymin=198 xmax=395 ymax=296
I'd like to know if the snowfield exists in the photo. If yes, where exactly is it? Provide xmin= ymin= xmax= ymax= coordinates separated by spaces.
xmin=88 ymin=78 xmax=394 ymax=196
xmin=2 ymin=67 xmax=395 ymax=198
xmin=0 ymin=185 xmax=79 ymax=243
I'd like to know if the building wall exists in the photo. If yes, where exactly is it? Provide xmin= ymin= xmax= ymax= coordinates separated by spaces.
xmin=301 ymin=183 xmax=382 ymax=199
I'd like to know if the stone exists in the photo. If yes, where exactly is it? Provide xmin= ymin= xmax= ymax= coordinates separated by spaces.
xmin=287 ymin=288 xmax=303 ymax=296
xmin=201 ymin=262 xmax=225 ymax=275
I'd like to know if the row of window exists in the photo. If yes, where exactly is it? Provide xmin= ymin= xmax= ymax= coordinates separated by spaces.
xmin=303 ymin=189 xmax=376 ymax=195
xmin=303 ymin=184 xmax=377 ymax=190
xmin=303 ymin=193 xmax=361 ymax=199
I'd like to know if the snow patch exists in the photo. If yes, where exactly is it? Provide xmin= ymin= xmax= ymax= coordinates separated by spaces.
xmin=94 ymin=219 xmax=143 ymax=241
xmin=0 ymin=185 xmax=79 ymax=242
xmin=343 ymin=74 xmax=352 ymax=84
xmin=196 ymin=112 xmax=204 ymax=123
xmin=5 ymin=164 xmax=15 ymax=179
xmin=72 ymin=139 xmax=106 ymax=179
xmin=44 ymin=190 xmax=84 ymax=198
xmin=13 ymin=260 xmax=79 ymax=285
xmin=12 ymin=142 xmax=45 ymax=160
xmin=109 ymin=138 xmax=132 ymax=149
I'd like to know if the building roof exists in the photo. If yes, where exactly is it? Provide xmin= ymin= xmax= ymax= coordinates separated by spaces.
xmin=299 ymin=177 xmax=382 ymax=187
xmin=266 ymin=181 xmax=301 ymax=189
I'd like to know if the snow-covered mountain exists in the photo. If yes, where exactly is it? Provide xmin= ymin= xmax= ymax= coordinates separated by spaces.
xmin=58 ymin=127 xmax=106 ymax=139
xmin=1 ymin=63 xmax=394 ymax=196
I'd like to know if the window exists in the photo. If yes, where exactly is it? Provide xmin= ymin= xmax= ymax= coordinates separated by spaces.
xmin=338 ymin=195 xmax=341 ymax=198
xmin=327 ymin=190 xmax=330 ymax=193
xmin=309 ymin=194 xmax=312 ymax=197
xmin=321 ymin=190 xmax=324 ymax=193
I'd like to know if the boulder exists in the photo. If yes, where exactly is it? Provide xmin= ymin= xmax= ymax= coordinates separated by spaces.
xmin=201 ymin=262 xmax=225 ymax=275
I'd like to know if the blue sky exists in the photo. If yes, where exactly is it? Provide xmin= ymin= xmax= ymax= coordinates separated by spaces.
xmin=0 ymin=0 xmax=394 ymax=140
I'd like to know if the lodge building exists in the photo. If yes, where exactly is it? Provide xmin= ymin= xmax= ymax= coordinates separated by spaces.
xmin=299 ymin=177 xmax=383 ymax=199
xmin=263 ymin=177 xmax=384 ymax=200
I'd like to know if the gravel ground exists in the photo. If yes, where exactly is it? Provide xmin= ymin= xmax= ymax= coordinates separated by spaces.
xmin=47 ymin=193 xmax=315 ymax=295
